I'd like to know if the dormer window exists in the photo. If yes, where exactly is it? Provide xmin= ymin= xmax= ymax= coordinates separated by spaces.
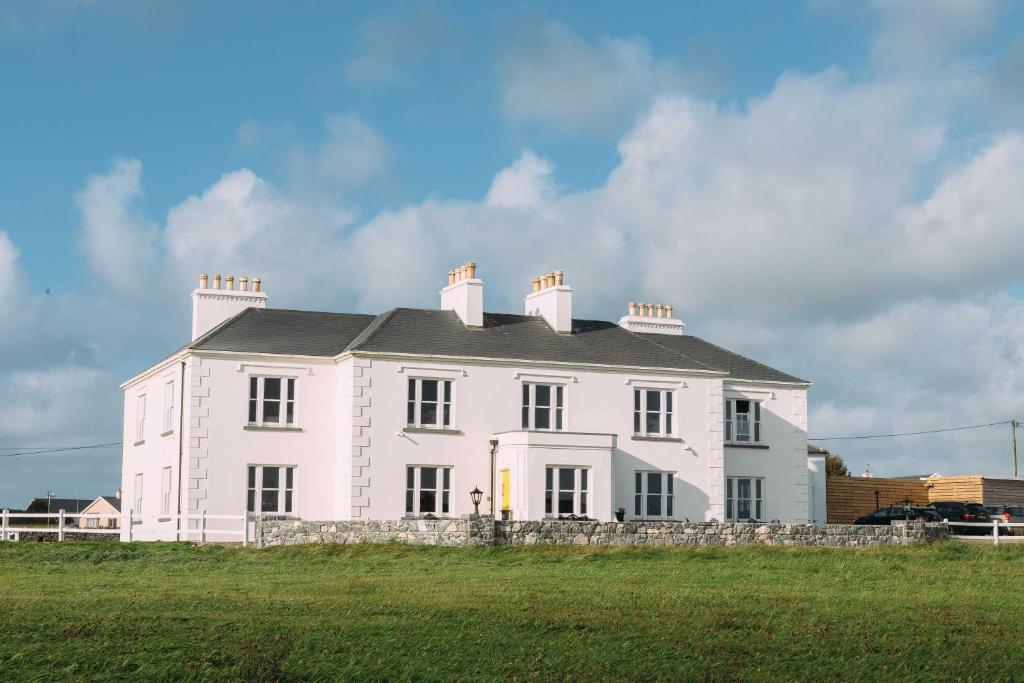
xmin=248 ymin=376 xmax=296 ymax=427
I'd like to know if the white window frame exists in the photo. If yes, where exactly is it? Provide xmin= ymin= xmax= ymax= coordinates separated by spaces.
xmin=163 ymin=380 xmax=175 ymax=433
xmin=633 ymin=388 xmax=674 ymax=437
xmin=135 ymin=394 xmax=146 ymax=444
xmin=405 ymin=466 xmax=452 ymax=517
xmin=725 ymin=398 xmax=762 ymax=445
xmin=247 ymin=465 xmax=296 ymax=515
xmin=522 ymin=383 xmax=565 ymax=431
xmin=160 ymin=466 xmax=172 ymax=516
xmin=634 ymin=471 xmax=675 ymax=519
xmin=133 ymin=473 xmax=143 ymax=515
xmin=248 ymin=376 xmax=297 ymax=427
xmin=726 ymin=477 xmax=765 ymax=522
xmin=406 ymin=378 xmax=453 ymax=429
xmin=544 ymin=466 xmax=589 ymax=517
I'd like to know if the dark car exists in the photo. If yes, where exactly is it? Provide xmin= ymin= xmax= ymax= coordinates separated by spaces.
xmin=985 ymin=505 xmax=1024 ymax=535
xmin=853 ymin=505 xmax=940 ymax=525
xmin=929 ymin=501 xmax=992 ymax=535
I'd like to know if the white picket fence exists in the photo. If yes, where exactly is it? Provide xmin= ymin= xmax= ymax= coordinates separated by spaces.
xmin=0 ymin=509 xmax=251 ymax=546
xmin=945 ymin=519 xmax=1024 ymax=545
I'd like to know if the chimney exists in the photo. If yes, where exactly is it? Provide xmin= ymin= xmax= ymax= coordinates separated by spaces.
xmin=618 ymin=301 xmax=684 ymax=335
xmin=524 ymin=270 xmax=573 ymax=334
xmin=191 ymin=272 xmax=268 ymax=340
xmin=440 ymin=261 xmax=483 ymax=327
xmin=115 ymin=488 xmax=122 ymax=501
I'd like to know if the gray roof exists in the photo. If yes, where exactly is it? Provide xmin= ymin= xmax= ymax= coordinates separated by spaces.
xmin=186 ymin=307 xmax=806 ymax=383
xmin=98 ymin=496 xmax=122 ymax=512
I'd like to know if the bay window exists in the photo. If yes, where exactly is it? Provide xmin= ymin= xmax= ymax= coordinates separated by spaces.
xmin=406 ymin=466 xmax=451 ymax=516
xmin=406 ymin=379 xmax=452 ymax=429
xmin=726 ymin=477 xmax=764 ymax=522
xmin=633 ymin=389 xmax=674 ymax=437
xmin=725 ymin=399 xmax=761 ymax=444
xmin=248 ymin=377 xmax=296 ymax=427
xmin=247 ymin=465 xmax=295 ymax=514
xmin=523 ymin=383 xmax=564 ymax=431
xmin=634 ymin=471 xmax=674 ymax=518
xmin=545 ymin=466 xmax=588 ymax=516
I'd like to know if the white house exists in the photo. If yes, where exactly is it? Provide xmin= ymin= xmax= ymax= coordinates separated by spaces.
xmin=120 ymin=265 xmax=812 ymax=540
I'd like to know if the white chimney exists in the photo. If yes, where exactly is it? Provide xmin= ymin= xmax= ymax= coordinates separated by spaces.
xmin=440 ymin=262 xmax=483 ymax=327
xmin=618 ymin=301 xmax=684 ymax=335
xmin=191 ymin=273 xmax=268 ymax=340
xmin=524 ymin=270 xmax=573 ymax=334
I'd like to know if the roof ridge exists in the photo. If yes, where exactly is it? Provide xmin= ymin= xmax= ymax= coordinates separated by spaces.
xmin=619 ymin=327 xmax=720 ymax=373
xmin=344 ymin=308 xmax=403 ymax=353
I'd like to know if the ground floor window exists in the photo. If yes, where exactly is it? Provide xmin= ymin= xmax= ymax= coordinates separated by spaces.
xmin=634 ymin=471 xmax=674 ymax=518
xmin=406 ymin=466 xmax=451 ymax=516
xmin=726 ymin=477 xmax=764 ymax=522
xmin=247 ymin=465 xmax=295 ymax=514
xmin=545 ymin=466 xmax=589 ymax=516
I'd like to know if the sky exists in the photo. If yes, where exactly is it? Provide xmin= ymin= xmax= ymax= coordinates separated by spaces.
xmin=1 ymin=0 xmax=1024 ymax=507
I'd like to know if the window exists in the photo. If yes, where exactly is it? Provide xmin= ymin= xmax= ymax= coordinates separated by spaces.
xmin=247 ymin=465 xmax=295 ymax=514
xmin=725 ymin=399 xmax=762 ymax=444
xmin=726 ymin=477 xmax=764 ymax=522
xmin=544 ymin=467 xmax=588 ymax=516
xmin=133 ymin=473 xmax=143 ymax=514
xmin=633 ymin=389 xmax=674 ymax=437
xmin=406 ymin=379 xmax=452 ymax=429
xmin=405 ymin=466 xmax=451 ymax=516
xmin=135 ymin=394 xmax=146 ymax=443
xmin=160 ymin=467 xmax=172 ymax=516
xmin=634 ymin=471 xmax=675 ymax=518
xmin=163 ymin=381 xmax=175 ymax=433
xmin=248 ymin=377 xmax=296 ymax=427
xmin=522 ymin=384 xmax=564 ymax=431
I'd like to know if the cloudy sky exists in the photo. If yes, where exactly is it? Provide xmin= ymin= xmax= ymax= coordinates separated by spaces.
xmin=1 ymin=0 xmax=1023 ymax=507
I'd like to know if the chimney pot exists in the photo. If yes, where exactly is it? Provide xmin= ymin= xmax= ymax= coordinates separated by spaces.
xmin=555 ymin=270 xmax=564 ymax=286
xmin=240 ymin=276 xmax=248 ymax=292
xmin=225 ymin=275 xmax=235 ymax=291
xmin=199 ymin=273 xmax=208 ymax=289
xmin=253 ymin=278 xmax=261 ymax=293
xmin=212 ymin=274 xmax=221 ymax=290
xmin=467 ymin=261 xmax=477 ymax=279
xmin=448 ymin=270 xmax=455 ymax=285
xmin=666 ymin=304 xmax=673 ymax=318
xmin=656 ymin=304 xmax=664 ymax=318
xmin=643 ymin=303 xmax=652 ymax=317
xmin=546 ymin=273 xmax=556 ymax=288
xmin=628 ymin=302 xmax=637 ymax=316
xmin=531 ymin=277 xmax=541 ymax=292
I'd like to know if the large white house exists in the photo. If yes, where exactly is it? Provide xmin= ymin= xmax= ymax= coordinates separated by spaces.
xmin=121 ymin=265 xmax=817 ymax=540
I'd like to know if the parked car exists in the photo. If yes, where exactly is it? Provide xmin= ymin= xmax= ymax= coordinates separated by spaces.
xmin=984 ymin=505 xmax=1024 ymax=535
xmin=928 ymin=501 xmax=992 ymax=535
xmin=853 ymin=505 xmax=941 ymax=525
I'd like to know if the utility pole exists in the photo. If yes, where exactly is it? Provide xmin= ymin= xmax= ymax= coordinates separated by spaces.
xmin=1013 ymin=419 xmax=1019 ymax=478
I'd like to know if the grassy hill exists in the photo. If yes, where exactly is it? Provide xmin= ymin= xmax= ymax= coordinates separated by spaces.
xmin=1 ymin=541 xmax=1022 ymax=681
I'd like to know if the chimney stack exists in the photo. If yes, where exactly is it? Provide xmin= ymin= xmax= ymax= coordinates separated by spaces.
xmin=191 ymin=272 xmax=269 ymax=340
xmin=618 ymin=300 xmax=684 ymax=335
xmin=440 ymin=261 xmax=484 ymax=327
xmin=524 ymin=270 xmax=574 ymax=334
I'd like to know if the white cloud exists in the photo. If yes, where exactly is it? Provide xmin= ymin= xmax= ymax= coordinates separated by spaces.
xmin=485 ymin=150 xmax=556 ymax=209
xmin=869 ymin=0 xmax=1003 ymax=71
xmin=288 ymin=113 xmax=393 ymax=196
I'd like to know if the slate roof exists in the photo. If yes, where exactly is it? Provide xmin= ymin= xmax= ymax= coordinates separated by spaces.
xmin=185 ymin=307 xmax=807 ymax=383
xmin=97 ymin=496 xmax=122 ymax=512
xmin=25 ymin=498 xmax=94 ymax=514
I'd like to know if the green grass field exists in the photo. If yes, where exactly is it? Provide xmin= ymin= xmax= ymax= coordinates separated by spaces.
xmin=1 ymin=542 xmax=1023 ymax=682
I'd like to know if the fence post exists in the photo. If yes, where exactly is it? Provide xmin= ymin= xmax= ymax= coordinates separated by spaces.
xmin=58 ymin=509 xmax=65 ymax=542
xmin=242 ymin=511 xmax=249 ymax=547
xmin=201 ymin=509 xmax=207 ymax=543
xmin=127 ymin=508 xmax=133 ymax=542
xmin=994 ymin=518 xmax=1000 ymax=546
xmin=1 ymin=509 xmax=7 ymax=541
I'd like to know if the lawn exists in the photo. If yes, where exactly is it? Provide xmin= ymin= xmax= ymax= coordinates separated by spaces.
xmin=1 ymin=542 xmax=1022 ymax=681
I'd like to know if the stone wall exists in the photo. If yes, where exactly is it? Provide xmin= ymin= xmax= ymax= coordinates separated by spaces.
xmin=256 ymin=515 xmax=945 ymax=549
xmin=4 ymin=531 xmax=121 ymax=543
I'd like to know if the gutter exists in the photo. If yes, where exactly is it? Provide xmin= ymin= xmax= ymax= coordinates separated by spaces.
xmin=176 ymin=360 xmax=185 ymax=540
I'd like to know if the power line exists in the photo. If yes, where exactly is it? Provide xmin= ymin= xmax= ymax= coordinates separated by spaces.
xmin=0 ymin=442 xmax=122 ymax=458
xmin=809 ymin=420 xmax=1012 ymax=441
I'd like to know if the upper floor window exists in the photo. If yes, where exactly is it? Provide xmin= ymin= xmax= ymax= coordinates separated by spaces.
xmin=248 ymin=377 xmax=295 ymax=427
xmin=725 ymin=399 xmax=761 ymax=444
xmin=406 ymin=466 xmax=451 ymax=516
xmin=163 ymin=381 xmax=175 ymax=433
xmin=133 ymin=473 xmax=143 ymax=514
xmin=407 ymin=379 xmax=452 ymax=429
xmin=247 ymin=465 xmax=294 ymax=514
xmin=634 ymin=471 xmax=674 ymax=518
xmin=726 ymin=476 xmax=764 ymax=522
xmin=135 ymin=395 xmax=146 ymax=443
xmin=634 ymin=389 xmax=673 ymax=437
xmin=545 ymin=466 xmax=588 ymax=516
xmin=523 ymin=383 xmax=564 ymax=431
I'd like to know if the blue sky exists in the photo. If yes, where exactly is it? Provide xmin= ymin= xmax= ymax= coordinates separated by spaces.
xmin=1 ymin=1 xmax=1023 ymax=507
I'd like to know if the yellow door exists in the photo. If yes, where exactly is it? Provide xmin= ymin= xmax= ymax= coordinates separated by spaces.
xmin=501 ymin=470 xmax=511 ymax=511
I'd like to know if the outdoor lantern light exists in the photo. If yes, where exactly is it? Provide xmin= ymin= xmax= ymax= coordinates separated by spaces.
xmin=470 ymin=486 xmax=483 ymax=515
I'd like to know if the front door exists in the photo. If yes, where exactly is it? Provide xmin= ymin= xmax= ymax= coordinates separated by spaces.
xmin=500 ymin=469 xmax=510 ymax=512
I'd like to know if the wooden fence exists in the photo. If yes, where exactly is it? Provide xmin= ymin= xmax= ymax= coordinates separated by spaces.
xmin=827 ymin=475 xmax=1024 ymax=523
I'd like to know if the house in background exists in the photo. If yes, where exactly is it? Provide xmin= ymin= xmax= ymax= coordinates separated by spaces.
xmin=121 ymin=265 xmax=812 ymax=541
xmin=80 ymin=493 xmax=122 ymax=529
xmin=24 ymin=497 xmax=94 ymax=526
